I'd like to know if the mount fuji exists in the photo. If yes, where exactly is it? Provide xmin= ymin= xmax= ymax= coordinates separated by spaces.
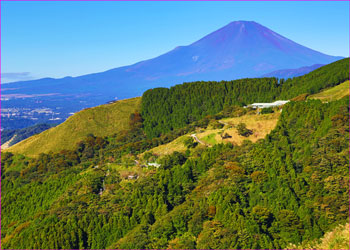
xmin=1 ymin=21 xmax=343 ymax=128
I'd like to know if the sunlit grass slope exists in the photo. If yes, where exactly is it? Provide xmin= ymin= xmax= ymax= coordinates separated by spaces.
xmin=308 ymin=80 xmax=349 ymax=102
xmin=198 ymin=112 xmax=280 ymax=146
xmin=139 ymin=135 xmax=190 ymax=157
xmin=6 ymin=97 xmax=141 ymax=157
xmin=286 ymin=223 xmax=349 ymax=250
xmin=148 ymin=135 xmax=189 ymax=155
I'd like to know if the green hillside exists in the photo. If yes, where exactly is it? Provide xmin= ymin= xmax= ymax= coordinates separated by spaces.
xmin=5 ymin=97 xmax=141 ymax=156
xmin=5 ymin=58 xmax=348 ymax=156
xmin=142 ymin=58 xmax=349 ymax=138
xmin=308 ymin=80 xmax=349 ymax=102
xmin=2 ymin=97 xmax=348 ymax=249
xmin=1 ymin=59 xmax=349 ymax=249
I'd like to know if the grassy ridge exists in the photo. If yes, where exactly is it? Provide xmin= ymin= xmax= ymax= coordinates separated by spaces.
xmin=308 ymin=80 xmax=349 ymax=102
xmin=6 ymin=97 xmax=141 ymax=156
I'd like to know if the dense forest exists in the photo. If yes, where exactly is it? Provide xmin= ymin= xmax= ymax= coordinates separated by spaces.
xmin=142 ymin=58 xmax=349 ymax=138
xmin=2 ymin=95 xmax=348 ymax=249
xmin=1 ymin=58 xmax=349 ymax=249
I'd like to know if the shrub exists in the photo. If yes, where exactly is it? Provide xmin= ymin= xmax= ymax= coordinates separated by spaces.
xmin=236 ymin=123 xmax=253 ymax=137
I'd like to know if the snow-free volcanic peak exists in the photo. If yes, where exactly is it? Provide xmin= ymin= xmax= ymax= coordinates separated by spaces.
xmin=2 ymin=21 xmax=343 ymax=120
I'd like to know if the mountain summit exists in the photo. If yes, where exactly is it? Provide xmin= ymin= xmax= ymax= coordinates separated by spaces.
xmin=121 ymin=20 xmax=340 ymax=82
xmin=2 ymin=21 xmax=343 ymax=126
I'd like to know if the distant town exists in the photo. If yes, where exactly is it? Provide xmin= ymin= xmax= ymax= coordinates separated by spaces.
xmin=0 ymin=106 xmax=72 ymax=130
xmin=1 ymin=108 xmax=62 ymax=120
xmin=1 ymin=107 xmax=64 ymax=121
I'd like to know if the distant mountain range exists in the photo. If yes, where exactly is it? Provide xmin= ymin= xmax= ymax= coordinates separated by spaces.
xmin=261 ymin=64 xmax=324 ymax=78
xmin=1 ymin=21 xmax=343 ymax=129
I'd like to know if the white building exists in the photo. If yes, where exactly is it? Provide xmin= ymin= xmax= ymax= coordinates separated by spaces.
xmin=248 ymin=100 xmax=289 ymax=109
xmin=147 ymin=162 xmax=161 ymax=168
xmin=128 ymin=174 xmax=138 ymax=180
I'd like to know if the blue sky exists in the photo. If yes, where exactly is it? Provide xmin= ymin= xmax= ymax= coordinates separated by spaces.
xmin=1 ymin=1 xmax=349 ymax=83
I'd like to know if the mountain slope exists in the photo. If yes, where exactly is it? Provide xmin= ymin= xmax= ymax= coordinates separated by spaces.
xmin=141 ymin=58 xmax=349 ymax=138
xmin=5 ymin=97 xmax=141 ymax=156
xmin=6 ymin=58 xmax=348 ymax=157
xmin=1 ymin=21 xmax=342 ymax=129
xmin=4 ymin=21 xmax=342 ymax=96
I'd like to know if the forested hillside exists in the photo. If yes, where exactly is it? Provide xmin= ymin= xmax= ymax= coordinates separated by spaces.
xmin=1 ymin=58 xmax=349 ymax=249
xmin=2 ymin=95 xmax=348 ymax=249
xmin=142 ymin=78 xmax=280 ymax=138
xmin=142 ymin=58 xmax=348 ymax=138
